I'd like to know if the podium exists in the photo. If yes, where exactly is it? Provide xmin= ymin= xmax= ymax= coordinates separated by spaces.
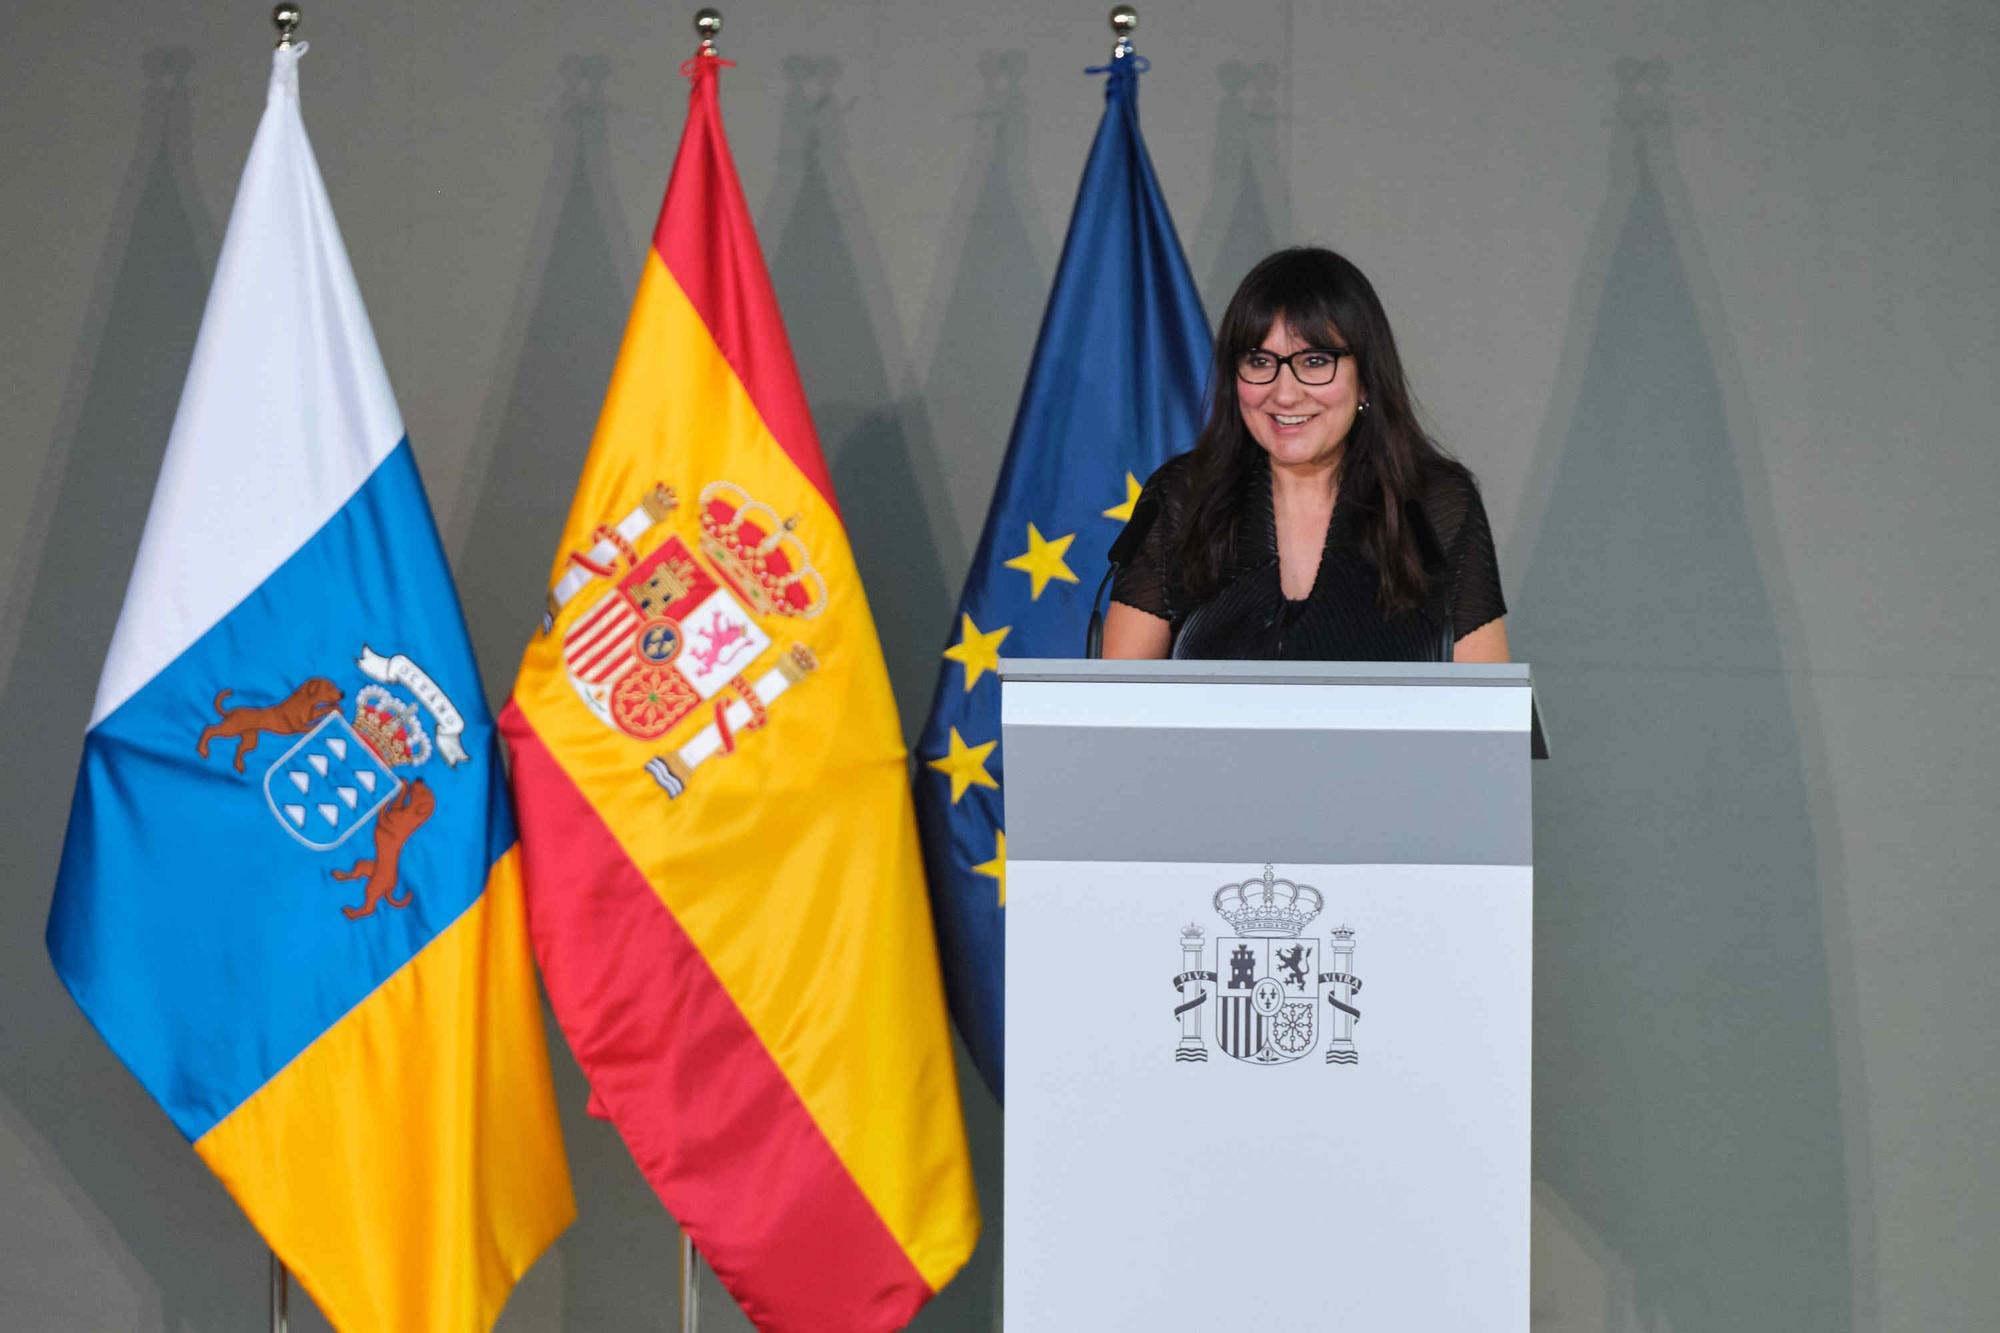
xmin=1001 ymin=660 xmax=1541 ymax=1330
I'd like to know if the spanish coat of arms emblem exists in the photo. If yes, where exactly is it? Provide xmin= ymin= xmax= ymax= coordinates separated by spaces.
xmin=540 ymin=480 xmax=826 ymax=798
xmin=1172 ymin=866 xmax=1363 ymax=1066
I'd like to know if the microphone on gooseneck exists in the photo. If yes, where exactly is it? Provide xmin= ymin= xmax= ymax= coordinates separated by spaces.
xmin=1437 ymin=578 xmax=1457 ymax=664
xmin=1085 ymin=487 xmax=1163 ymax=658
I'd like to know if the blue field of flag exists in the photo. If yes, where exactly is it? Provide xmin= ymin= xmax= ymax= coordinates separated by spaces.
xmin=914 ymin=51 xmax=1211 ymax=1100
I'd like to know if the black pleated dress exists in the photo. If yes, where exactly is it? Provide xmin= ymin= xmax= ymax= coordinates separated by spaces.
xmin=1109 ymin=451 xmax=1507 ymax=661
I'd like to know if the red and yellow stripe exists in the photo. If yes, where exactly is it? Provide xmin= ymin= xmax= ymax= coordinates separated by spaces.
xmin=502 ymin=53 xmax=977 ymax=1332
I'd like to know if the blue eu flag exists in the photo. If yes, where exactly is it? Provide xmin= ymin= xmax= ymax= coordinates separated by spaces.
xmin=914 ymin=52 xmax=1211 ymax=1099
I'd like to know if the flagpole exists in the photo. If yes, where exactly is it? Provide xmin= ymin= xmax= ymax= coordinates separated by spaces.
xmin=256 ymin=0 xmax=305 ymax=1305
xmin=257 ymin=8 xmax=305 ymax=1327
xmin=672 ymin=26 xmax=727 ymax=1333
xmin=1110 ymin=3 xmax=1138 ymax=60
xmin=268 ymin=1249 xmax=290 ymax=1333
xmin=266 ymin=113 xmax=303 ymax=1333
xmin=680 ymin=1229 xmax=703 ymax=1333
xmin=1083 ymin=13 xmax=1145 ymax=657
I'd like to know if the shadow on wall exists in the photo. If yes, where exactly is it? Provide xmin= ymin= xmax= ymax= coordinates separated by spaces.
xmin=0 ymin=50 xmax=270 ymax=1331
xmin=1513 ymin=61 xmax=1855 ymax=1332
xmin=911 ymin=50 xmax=1056 ymax=589
xmin=531 ymin=1046 xmax=685 ymax=1330
xmin=432 ymin=58 xmax=696 ymax=1333
xmin=760 ymin=55 xmax=958 ymax=737
xmin=449 ymin=56 xmax=638 ymax=715
xmin=1189 ymin=59 xmax=1289 ymax=317
xmin=763 ymin=57 xmax=1014 ymax=1333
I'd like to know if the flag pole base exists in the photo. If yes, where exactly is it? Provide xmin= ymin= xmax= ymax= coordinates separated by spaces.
xmin=268 ymin=1248 xmax=289 ymax=1333
xmin=680 ymin=1229 xmax=702 ymax=1333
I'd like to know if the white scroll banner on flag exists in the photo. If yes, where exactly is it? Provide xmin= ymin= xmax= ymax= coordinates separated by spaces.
xmin=356 ymin=645 xmax=468 ymax=766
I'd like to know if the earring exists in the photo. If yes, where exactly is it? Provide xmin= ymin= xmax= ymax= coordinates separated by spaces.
xmin=1356 ymin=400 xmax=1370 ymax=414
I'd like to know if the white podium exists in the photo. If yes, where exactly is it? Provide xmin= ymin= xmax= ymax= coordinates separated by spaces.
xmin=1001 ymin=660 xmax=1540 ymax=1331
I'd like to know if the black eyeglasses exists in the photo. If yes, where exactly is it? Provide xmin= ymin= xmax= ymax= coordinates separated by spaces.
xmin=1235 ymin=346 xmax=1354 ymax=386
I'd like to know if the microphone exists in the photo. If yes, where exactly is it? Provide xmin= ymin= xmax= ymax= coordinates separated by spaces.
xmin=1085 ymin=487 xmax=1163 ymax=658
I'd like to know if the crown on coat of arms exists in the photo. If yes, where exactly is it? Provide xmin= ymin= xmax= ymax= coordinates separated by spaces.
xmin=353 ymin=685 xmax=432 ymax=768
xmin=1213 ymin=865 xmax=1324 ymax=937
xmin=641 ymin=483 xmax=679 ymax=523
xmin=1330 ymin=925 xmax=1355 ymax=941
xmin=698 ymin=481 xmax=827 ymax=619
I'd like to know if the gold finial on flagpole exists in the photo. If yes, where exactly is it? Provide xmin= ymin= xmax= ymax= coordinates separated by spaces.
xmin=273 ymin=4 xmax=302 ymax=49
xmin=1109 ymin=5 xmax=1138 ymax=60
xmin=695 ymin=8 xmax=723 ymax=58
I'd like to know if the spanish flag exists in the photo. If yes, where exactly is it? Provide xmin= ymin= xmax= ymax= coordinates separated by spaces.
xmin=500 ymin=50 xmax=978 ymax=1332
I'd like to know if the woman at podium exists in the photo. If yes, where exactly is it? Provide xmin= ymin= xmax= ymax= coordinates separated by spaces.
xmin=1103 ymin=247 xmax=1510 ymax=663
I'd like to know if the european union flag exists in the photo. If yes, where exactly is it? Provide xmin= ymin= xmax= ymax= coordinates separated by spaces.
xmin=914 ymin=51 xmax=1211 ymax=1099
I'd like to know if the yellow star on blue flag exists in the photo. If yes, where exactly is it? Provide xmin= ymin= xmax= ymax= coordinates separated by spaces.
xmin=927 ymin=727 xmax=999 ymax=804
xmin=943 ymin=614 xmax=1011 ymax=691
xmin=972 ymin=830 xmax=1007 ymax=907
xmin=912 ymin=48 xmax=1212 ymax=1101
xmin=1004 ymin=524 xmax=1079 ymax=600
xmin=1103 ymin=472 xmax=1142 ymax=522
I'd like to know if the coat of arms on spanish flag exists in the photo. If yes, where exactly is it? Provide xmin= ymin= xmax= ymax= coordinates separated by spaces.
xmin=500 ymin=47 xmax=978 ymax=1333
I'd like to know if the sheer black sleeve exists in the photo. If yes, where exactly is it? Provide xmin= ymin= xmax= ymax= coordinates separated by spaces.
xmin=1420 ymin=465 xmax=1508 ymax=640
xmin=1108 ymin=454 xmax=1192 ymax=621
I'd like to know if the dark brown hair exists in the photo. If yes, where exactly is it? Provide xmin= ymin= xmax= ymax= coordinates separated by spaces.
xmin=1172 ymin=247 xmax=1459 ymax=614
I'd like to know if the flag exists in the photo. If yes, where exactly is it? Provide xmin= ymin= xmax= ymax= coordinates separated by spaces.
xmin=45 ymin=45 xmax=573 ymax=1330
xmin=500 ymin=50 xmax=978 ymax=1333
xmin=914 ymin=52 xmax=1212 ymax=1100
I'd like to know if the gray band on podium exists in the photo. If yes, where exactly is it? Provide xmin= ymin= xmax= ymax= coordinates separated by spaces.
xmin=1004 ymin=724 xmax=1530 ymax=866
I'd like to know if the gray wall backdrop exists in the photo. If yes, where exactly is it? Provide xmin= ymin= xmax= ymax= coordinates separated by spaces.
xmin=3 ymin=1 xmax=1996 ymax=1329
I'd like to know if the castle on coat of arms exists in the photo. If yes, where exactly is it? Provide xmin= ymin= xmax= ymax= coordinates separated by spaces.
xmin=545 ymin=480 xmax=830 ymax=800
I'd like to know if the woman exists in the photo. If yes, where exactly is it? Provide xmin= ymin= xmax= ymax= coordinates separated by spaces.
xmin=1103 ymin=247 xmax=1509 ymax=662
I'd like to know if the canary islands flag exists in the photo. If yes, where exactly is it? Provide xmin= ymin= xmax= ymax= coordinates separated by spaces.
xmin=501 ymin=49 xmax=978 ymax=1332
xmin=46 ymin=45 xmax=573 ymax=1329
xmin=914 ymin=51 xmax=1212 ymax=1100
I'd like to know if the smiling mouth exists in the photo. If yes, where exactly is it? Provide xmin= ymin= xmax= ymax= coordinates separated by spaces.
xmin=1272 ymin=414 xmax=1315 ymax=426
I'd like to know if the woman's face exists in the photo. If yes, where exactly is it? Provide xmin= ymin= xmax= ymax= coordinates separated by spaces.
xmin=1234 ymin=317 xmax=1363 ymax=473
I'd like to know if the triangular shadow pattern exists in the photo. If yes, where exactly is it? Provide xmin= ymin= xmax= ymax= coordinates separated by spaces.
xmin=763 ymin=57 xmax=955 ymax=735
xmin=451 ymin=56 xmax=636 ymax=710
xmin=761 ymin=59 xmax=1006 ymax=1332
xmin=0 ymin=49 xmax=270 ymax=1331
xmin=916 ymin=51 xmax=1056 ymax=575
xmin=1189 ymin=60 xmax=1289 ymax=317
xmin=438 ymin=59 xmax=690 ymax=1332
xmin=1514 ymin=67 xmax=1851 ymax=1331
